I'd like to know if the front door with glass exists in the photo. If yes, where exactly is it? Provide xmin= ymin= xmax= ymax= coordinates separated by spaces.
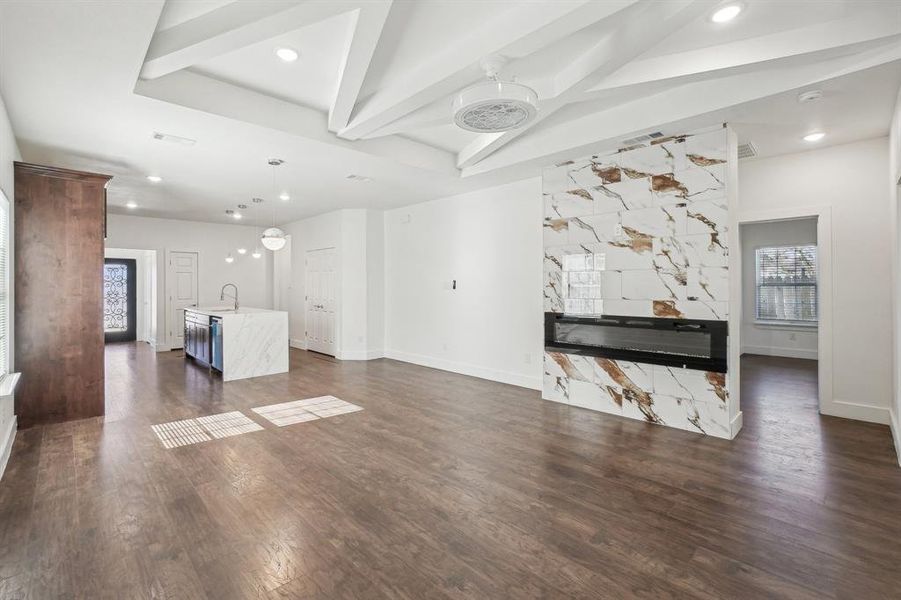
xmin=104 ymin=258 xmax=137 ymax=343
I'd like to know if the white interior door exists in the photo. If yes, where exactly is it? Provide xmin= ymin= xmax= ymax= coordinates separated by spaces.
xmin=167 ymin=251 xmax=198 ymax=349
xmin=305 ymin=247 xmax=336 ymax=356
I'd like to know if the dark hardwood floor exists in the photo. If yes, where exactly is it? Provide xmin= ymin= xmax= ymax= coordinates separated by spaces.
xmin=1 ymin=346 xmax=899 ymax=599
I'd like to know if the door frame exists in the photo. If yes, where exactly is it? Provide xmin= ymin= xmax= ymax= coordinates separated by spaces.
xmin=165 ymin=249 xmax=199 ymax=350
xmin=103 ymin=258 xmax=137 ymax=343
xmin=305 ymin=246 xmax=337 ymax=356
xmin=737 ymin=205 xmax=834 ymax=418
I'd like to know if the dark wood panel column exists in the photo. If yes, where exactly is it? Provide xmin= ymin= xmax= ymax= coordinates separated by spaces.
xmin=14 ymin=162 xmax=111 ymax=428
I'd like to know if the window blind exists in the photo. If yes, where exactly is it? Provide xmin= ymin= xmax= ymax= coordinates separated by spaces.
xmin=755 ymin=245 xmax=817 ymax=323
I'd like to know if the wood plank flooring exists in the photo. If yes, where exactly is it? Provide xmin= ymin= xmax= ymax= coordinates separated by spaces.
xmin=1 ymin=346 xmax=900 ymax=599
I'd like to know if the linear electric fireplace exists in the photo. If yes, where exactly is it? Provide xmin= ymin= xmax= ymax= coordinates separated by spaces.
xmin=545 ymin=313 xmax=727 ymax=372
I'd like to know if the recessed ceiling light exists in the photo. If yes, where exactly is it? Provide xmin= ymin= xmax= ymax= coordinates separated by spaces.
xmin=803 ymin=132 xmax=826 ymax=142
xmin=251 ymin=249 xmax=262 ymax=259
xmin=146 ymin=175 xmax=162 ymax=183
xmin=126 ymin=201 xmax=137 ymax=209
xmin=237 ymin=248 xmax=247 ymax=255
xmin=345 ymin=174 xmax=372 ymax=183
xmin=279 ymin=192 xmax=290 ymax=201
xmin=225 ymin=254 xmax=235 ymax=264
xmin=275 ymin=47 xmax=299 ymax=62
xmin=711 ymin=4 xmax=742 ymax=23
xmin=233 ymin=213 xmax=242 ymax=220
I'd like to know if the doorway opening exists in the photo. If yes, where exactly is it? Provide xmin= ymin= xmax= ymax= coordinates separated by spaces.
xmin=104 ymin=248 xmax=157 ymax=346
xmin=740 ymin=217 xmax=819 ymax=427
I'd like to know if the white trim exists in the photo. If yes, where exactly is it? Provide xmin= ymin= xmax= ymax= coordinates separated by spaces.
xmin=0 ymin=415 xmax=16 ymax=481
xmin=741 ymin=346 xmax=818 ymax=360
xmin=730 ymin=411 xmax=743 ymax=440
xmin=738 ymin=206 xmax=835 ymax=420
xmin=385 ymin=349 xmax=541 ymax=390
xmin=289 ymin=338 xmax=307 ymax=350
xmin=822 ymin=400 xmax=892 ymax=426
xmin=890 ymin=409 xmax=901 ymax=467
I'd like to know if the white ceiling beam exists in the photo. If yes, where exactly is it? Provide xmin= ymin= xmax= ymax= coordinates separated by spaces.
xmin=591 ymin=9 xmax=901 ymax=92
xmin=327 ymin=1 xmax=393 ymax=133
xmin=460 ymin=40 xmax=901 ymax=178
xmin=337 ymin=0 xmax=640 ymax=141
xmin=134 ymin=70 xmax=458 ymax=175
xmin=140 ymin=0 xmax=359 ymax=80
xmin=455 ymin=0 xmax=717 ymax=170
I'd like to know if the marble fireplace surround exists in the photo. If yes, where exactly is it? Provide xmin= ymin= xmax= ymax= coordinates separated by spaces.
xmin=541 ymin=127 xmax=738 ymax=439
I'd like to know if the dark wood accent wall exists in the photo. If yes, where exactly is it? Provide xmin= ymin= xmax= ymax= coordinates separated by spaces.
xmin=13 ymin=162 xmax=111 ymax=428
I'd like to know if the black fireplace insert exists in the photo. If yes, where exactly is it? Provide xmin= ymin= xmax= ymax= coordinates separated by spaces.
xmin=545 ymin=313 xmax=727 ymax=372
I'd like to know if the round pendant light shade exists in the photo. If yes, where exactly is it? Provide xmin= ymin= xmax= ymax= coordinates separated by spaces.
xmin=261 ymin=227 xmax=287 ymax=251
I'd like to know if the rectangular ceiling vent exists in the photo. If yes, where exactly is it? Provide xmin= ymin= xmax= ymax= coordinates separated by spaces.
xmin=621 ymin=131 xmax=665 ymax=146
xmin=737 ymin=142 xmax=758 ymax=159
xmin=152 ymin=131 xmax=197 ymax=146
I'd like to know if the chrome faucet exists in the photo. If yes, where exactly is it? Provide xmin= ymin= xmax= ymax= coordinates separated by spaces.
xmin=220 ymin=283 xmax=239 ymax=310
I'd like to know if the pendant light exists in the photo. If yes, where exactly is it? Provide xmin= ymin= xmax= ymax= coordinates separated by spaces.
xmin=261 ymin=158 xmax=287 ymax=251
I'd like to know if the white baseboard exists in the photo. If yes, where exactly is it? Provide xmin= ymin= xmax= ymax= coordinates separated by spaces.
xmin=822 ymin=400 xmax=892 ymax=425
xmin=741 ymin=345 xmax=818 ymax=360
xmin=730 ymin=411 xmax=743 ymax=439
xmin=0 ymin=415 xmax=16 ymax=482
xmin=289 ymin=338 xmax=307 ymax=350
xmin=890 ymin=409 xmax=901 ymax=467
xmin=384 ymin=349 xmax=541 ymax=390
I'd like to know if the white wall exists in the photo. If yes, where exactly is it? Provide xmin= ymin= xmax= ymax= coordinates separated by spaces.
xmin=281 ymin=208 xmax=382 ymax=359
xmin=740 ymin=218 xmax=818 ymax=360
xmin=889 ymin=86 xmax=901 ymax=463
xmin=104 ymin=248 xmax=156 ymax=343
xmin=739 ymin=137 xmax=893 ymax=423
xmin=0 ymin=92 xmax=18 ymax=479
xmin=384 ymin=178 xmax=544 ymax=389
xmin=105 ymin=214 xmax=273 ymax=349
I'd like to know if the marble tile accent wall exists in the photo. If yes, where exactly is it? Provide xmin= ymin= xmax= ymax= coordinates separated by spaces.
xmin=543 ymin=128 xmax=729 ymax=320
xmin=544 ymin=351 xmax=730 ymax=438
xmin=541 ymin=128 xmax=733 ymax=437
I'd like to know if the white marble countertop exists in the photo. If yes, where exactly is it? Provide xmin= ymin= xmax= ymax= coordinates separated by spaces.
xmin=187 ymin=306 xmax=285 ymax=318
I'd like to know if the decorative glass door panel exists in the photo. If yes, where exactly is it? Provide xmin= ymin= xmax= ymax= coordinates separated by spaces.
xmin=104 ymin=258 xmax=136 ymax=343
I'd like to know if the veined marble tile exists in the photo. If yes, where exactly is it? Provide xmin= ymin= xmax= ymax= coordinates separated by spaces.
xmin=544 ymin=249 xmax=563 ymax=313
xmin=622 ymin=269 xmax=683 ymax=300
xmin=591 ymin=358 xmax=654 ymax=392
xmin=694 ymin=399 xmax=731 ymax=438
xmin=685 ymin=267 xmax=728 ymax=302
xmin=685 ymin=200 xmax=728 ymax=236
xmin=653 ymin=365 xmax=728 ymax=403
xmin=621 ymin=205 xmax=687 ymax=238
xmin=652 ymin=299 xmax=729 ymax=320
xmin=653 ymin=233 xmax=729 ymax=270
xmin=678 ymin=164 xmax=726 ymax=203
xmin=545 ymin=189 xmax=594 ymax=219
xmin=568 ymin=379 xmax=623 ymax=416
xmin=543 ymin=162 xmax=575 ymax=194
xmin=613 ymin=142 xmax=687 ymax=176
xmin=543 ymin=218 xmax=569 ymax=246
xmin=592 ymin=177 xmax=655 ymax=214
xmin=685 ymin=129 xmax=728 ymax=165
xmin=589 ymin=240 xmax=655 ymax=271
xmin=568 ymin=213 xmax=621 ymax=245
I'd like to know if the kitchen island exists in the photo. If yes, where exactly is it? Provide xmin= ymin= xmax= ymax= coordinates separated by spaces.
xmin=184 ymin=306 xmax=289 ymax=382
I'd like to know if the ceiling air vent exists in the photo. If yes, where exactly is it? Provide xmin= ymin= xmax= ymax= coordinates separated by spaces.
xmin=737 ymin=142 xmax=758 ymax=159
xmin=152 ymin=131 xmax=197 ymax=146
xmin=621 ymin=131 xmax=665 ymax=146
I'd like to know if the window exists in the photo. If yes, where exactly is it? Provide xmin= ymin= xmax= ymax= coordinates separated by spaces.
xmin=0 ymin=191 xmax=8 ymax=375
xmin=755 ymin=245 xmax=817 ymax=323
